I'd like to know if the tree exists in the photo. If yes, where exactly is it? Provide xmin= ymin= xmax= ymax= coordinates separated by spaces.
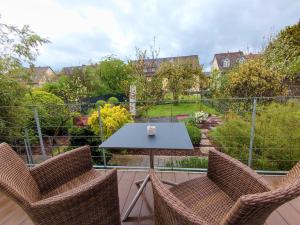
xmin=264 ymin=21 xmax=300 ymax=77
xmin=0 ymin=17 xmax=49 ymax=74
xmin=226 ymin=58 xmax=287 ymax=98
xmin=156 ymin=60 xmax=199 ymax=102
xmin=98 ymin=56 xmax=133 ymax=96
xmin=0 ymin=75 xmax=27 ymax=143
xmin=128 ymin=38 xmax=160 ymax=102
xmin=23 ymin=90 xmax=71 ymax=136
xmin=43 ymin=65 xmax=101 ymax=103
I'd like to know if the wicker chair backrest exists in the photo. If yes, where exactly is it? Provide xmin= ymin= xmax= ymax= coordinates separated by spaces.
xmin=0 ymin=143 xmax=41 ymax=207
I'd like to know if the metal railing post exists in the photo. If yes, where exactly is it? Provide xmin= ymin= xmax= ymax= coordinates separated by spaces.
xmin=24 ymin=128 xmax=34 ymax=164
xmin=170 ymin=102 xmax=173 ymax=122
xmin=248 ymin=98 xmax=257 ymax=168
xmin=98 ymin=106 xmax=106 ymax=167
xmin=34 ymin=108 xmax=46 ymax=158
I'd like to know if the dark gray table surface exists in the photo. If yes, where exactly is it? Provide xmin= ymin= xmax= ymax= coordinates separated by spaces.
xmin=99 ymin=122 xmax=193 ymax=150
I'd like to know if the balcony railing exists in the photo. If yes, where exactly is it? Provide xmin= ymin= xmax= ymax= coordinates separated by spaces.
xmin=1 ymin=95 xmax=299 ymax=174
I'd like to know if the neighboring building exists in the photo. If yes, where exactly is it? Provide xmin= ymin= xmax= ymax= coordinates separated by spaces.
xmin=135 ymin=55 xmax=200 ymax=79
xmin=27 ymin=66 xmax=56 ymax=87
xmin=61 ymin=65 xmax=86 ymax=76
xmin=61 ymin=64 xmax=98 ymax=76
xmin=210 ymin=51 xmax=261 ymax=72
xmin=210 ymin=51 xmax=245 ymax=72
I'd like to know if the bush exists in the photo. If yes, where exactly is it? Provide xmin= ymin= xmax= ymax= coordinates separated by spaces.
xmin=88 ymin=104 xmax=133 ymax=138
xmin=107 ymin=97 xmax=119 ymax=105
xmin=166 ymin=157 xmax=208 ymax=168
xmin=210 ymin=101 xmax=300 ymax=170
xmin=186 ymin=125 xmax=201 ymax=145
xmin=68 ymin=126 xmax=112 ymax=165
xmin=69 ymin=126 xmax=101 ymax=148
xmin=23 ymin=90 xmax=71 ymax=136
xmin=194 ymin=111 xmax=209 ymax=123
xmin=95 ymin=100 xmax=106 ymax=108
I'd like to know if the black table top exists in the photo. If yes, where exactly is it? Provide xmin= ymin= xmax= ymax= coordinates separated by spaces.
xmin=99 ymin=122 xmax=194 ymax=150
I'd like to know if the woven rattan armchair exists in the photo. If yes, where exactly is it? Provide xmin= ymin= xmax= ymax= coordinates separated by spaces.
xmin=0 ymin=142 xmax=121 ymax=225
xmin=150 ymin=149 xmax=300 ymax=225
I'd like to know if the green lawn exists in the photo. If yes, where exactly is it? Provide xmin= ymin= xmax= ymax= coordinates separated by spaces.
xmin=145 ymin=102 xmax=219 ymax=117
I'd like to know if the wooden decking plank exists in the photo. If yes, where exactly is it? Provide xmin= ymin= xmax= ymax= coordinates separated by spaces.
xmin=0 ymin=201 xmax=15 ymax=222
xmin=174 ymin=171 xmax=190 ymax=184
xmin=289 ymin=197 xmax=300 ymax=214
xmin=118 ymin=170 xmax=125 ymax=183
xmin=188 ymin=172 xmax=203 ymax=180
xmin=277 ymin=203 xmax=300 ymax=225
xmin=118 ymin=171 xmax=137 ymax=215
xmin=2 ymin=206 xmax=28 ymax=225
xmin=264 ymin=176 xmax=282 ymax=187
xmin=123 ymin=171 xmax=147 ymax=225
xmin=266 ymin=210 xmax=289 ymax=225
xmin=138 ymin=182 xmax=154 ymax=225
xmin=161 ymin=171 xmax=176 ymax=184
xmin=20 ymin=219 xmax=34 ymax=225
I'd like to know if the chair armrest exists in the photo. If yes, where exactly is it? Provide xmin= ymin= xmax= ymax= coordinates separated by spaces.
xmin=30 ymin=169 xmax=120 ymax=225
xmin=207 ymin=149 xmax=271 ymax=201
xmin=150 ymin=170 xmax=208 ymax=225
xmin=30 ymin=145 xmax=93 ymax=194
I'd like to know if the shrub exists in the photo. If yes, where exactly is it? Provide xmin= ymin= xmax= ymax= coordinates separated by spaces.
xmin=194 ymin=111 xmax=209 ymax=123
xmin=186 ymin=125 xmax=201 ymax=145
xmin=107 ymin=97 xmax=119 ymax=105
xmin=68 ymin=126 xmax=111 ymax=165
xmin=95 ymin=100 xmax=106 ymax=108
xmin=88 ymin=104 xmax=133 ymax=138
xmin=166 ymin=157 xmax=208 ymax=168
xmin=23 ymin=90 xmax=71 ymax=136
xmin=210 ymin=101 xmax=300 ymax=170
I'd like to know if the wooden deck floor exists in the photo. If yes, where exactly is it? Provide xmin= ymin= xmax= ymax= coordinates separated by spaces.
xmin=0 ymin=170 xmax=300 ymax=225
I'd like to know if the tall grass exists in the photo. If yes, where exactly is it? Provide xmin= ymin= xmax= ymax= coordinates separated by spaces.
xmin=210 ymin=101 xmax=300 ymax=170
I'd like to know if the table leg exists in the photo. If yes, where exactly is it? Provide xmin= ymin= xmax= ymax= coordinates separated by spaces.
xmin=150 ymin=150 xmax=154 ymax=169
xmin=161 ymin=180 xmax=177 ymax=186
xmin=122 ymin=174 xmax=150 ymax=221
xmin=135 ymin=179 xmax=144 ymax=186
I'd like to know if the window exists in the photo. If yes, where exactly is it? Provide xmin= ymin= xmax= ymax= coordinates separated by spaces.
xmin=143 ymin=68 xmax=147 ymax=73
xmin=238 ymin=57 xmax=245 ymax=63
xmin=223 ymin=58 xmax=230 ymax=68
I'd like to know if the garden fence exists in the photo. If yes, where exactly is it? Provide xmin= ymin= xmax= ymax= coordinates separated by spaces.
xmin=1 ymin=95 xmax=299 ymax=174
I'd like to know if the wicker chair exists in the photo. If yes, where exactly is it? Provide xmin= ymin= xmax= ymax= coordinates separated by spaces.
xmin=150 ymin=149 xmax=300 ymax=225
xmin=0 ymin=142 xmax=121 ymax=225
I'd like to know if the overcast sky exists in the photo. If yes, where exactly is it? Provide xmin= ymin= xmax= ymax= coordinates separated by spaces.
xmin=1 ymin=0 xmax=299 ymax=71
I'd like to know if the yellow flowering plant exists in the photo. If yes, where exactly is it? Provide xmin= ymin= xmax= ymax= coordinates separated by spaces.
xmin=88 ymin=104 xmax=133 ymax=138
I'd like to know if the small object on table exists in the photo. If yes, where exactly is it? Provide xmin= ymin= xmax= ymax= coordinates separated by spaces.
xmin=147 ymin=125 xmax=156 ymax=136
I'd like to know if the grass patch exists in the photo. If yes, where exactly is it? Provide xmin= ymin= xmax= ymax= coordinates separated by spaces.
xmin=166 ymin=157 xmax=208 ymax=168
xmin=146 ymin=102 xmax=219 ymax=118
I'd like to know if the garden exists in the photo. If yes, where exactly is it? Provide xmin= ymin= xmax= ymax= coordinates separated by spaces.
xmin=0 ymin=19 xmax=299 ymax=171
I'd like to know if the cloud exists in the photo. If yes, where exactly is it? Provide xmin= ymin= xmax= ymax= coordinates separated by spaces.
xmin=1 ymin=0 xmax=299 ymax=70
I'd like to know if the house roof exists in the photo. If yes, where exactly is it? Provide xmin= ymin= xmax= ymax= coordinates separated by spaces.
xmin=61 ymin=65 xmax=85 ymax=75
xmin=213 ymin=51 xmax=244 ymax=71
xmin=61 ymin=64 xmax=97 ymax=76
xmin=133 ymin=55 xmax=200 ymax=76
xmin=27 ymin=66 xmax=55 ymax=76
xmin=245 ymin=53 xmax=261 ymax=60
